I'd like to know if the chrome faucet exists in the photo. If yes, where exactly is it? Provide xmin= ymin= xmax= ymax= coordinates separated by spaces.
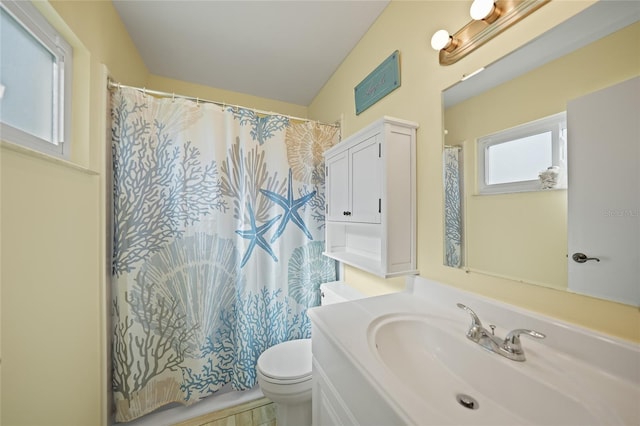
xmin=457 ymin=303 xmax=545 ymax=362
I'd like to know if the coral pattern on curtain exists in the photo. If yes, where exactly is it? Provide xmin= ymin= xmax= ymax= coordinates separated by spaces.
xmin=110 ymin=87 xmax=339 ymax=422
xmin=444 ymin=146 xmax=463 ymax=268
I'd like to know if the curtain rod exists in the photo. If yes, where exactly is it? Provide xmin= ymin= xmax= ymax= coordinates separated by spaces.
xmin=107 ymin=79 xmax=340 ymax=128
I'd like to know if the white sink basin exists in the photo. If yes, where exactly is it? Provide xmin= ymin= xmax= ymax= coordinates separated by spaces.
xmin=368 ymin=313 xmax=632 ymax=425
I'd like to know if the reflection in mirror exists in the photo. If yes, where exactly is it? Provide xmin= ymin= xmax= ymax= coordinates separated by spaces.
xmin=443 ymin=145 xmax=463 ymax=268
xmin=442 ymin=1 xmax=640 ymax=305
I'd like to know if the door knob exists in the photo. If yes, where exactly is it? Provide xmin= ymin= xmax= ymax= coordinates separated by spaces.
xmin=572 ymin=252 xmax=600 ymax=263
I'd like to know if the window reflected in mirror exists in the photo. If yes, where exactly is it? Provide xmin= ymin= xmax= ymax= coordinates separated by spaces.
xmin=477 ymin=112 xmax=567 ymax=194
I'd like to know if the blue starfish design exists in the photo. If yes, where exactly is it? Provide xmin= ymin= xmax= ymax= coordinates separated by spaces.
xmin=235 ymin=203 xmax=282 ymax=267
xmin=260 ymin=169 xmax=316 ymax=243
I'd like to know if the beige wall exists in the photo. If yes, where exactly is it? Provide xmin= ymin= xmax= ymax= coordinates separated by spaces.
xmin=1 ymin=150 xmax=103 ymax=425
xmin=147 ymin=75 xmax=309 ymax=119
xmin=445 ymin=22 xmax=640 ymax=290
xmin=309 ymin=0 xmax=640 ymax=343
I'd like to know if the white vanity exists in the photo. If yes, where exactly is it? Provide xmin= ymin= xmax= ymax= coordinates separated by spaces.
xmin=323 ymin=117 xmax=418 ymax=278
xmin=308 ymin=276 xmax=640 ymax=425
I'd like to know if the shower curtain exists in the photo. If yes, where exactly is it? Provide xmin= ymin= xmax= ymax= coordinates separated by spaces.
xmin=444 ymin=146 xmax=463 ymax=268
xmin=110 ymin=87 xmax=339 ymax=422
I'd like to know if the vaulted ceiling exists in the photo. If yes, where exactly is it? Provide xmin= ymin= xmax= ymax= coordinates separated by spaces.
xmin=112 ymin=0 xmax=390 ymax=106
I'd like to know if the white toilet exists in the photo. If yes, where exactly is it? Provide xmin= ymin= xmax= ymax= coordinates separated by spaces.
xmin=256 ymin=281 xmax=365 ymax=426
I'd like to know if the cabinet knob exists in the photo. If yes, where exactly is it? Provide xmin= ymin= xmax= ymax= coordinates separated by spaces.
xmin=343 ymin=211 xmax=352 ymax=216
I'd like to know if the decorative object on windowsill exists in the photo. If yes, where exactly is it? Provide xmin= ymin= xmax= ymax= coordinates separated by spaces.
xmin=430 ymin=0 xmax=550 ymax=66
xmin=539 ymin=166 xmax=560 ymax=189
xmin=354 ymin=50 xmax=401 ymax=115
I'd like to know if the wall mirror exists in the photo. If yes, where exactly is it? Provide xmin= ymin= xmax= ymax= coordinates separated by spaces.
xmin=442 ymin=1 xmax=639 ymax=306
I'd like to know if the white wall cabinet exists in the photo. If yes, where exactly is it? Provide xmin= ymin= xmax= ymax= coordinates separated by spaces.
xmin=323 ymin=116 xmax=418 ymax=278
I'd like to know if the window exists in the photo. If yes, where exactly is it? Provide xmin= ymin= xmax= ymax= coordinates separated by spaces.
xmin=0 ymin=0 xmax=72 ymax=159
xmin=477 ymin=112 xmax=566 ymax=194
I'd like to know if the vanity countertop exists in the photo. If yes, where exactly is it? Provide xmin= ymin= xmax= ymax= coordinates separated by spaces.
xmin=308 ymin=276 xmax=640 ymax=425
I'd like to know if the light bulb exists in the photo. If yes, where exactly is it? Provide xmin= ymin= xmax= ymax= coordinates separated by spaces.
xmin=431 ymin=29 xmax=452 ymax=51
xmin=470 ymin=0 xmax=496 ymax=20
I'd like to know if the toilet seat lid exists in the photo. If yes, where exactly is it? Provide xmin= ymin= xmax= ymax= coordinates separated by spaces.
xmin=257 ymin=338 xmax=312 ymax=381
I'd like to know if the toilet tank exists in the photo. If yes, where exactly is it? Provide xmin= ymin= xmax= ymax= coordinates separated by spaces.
xmin=320 ymin=281 xmax=366 ymax=305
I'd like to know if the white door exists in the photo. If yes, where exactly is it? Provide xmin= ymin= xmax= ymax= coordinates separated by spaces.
xmin=567 ymin=76 xmax=639 ymax=306
xmin=350 ymin=134 xmax=381 ymax=223
xmin=325 ymin=150 xmax=350 ymax=222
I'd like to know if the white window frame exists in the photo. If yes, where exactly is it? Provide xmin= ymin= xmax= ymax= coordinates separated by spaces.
xmin=0 ymin=0 xmax=72 ymax=159
xmin=477 ymin=112 xmax=567 ymax=195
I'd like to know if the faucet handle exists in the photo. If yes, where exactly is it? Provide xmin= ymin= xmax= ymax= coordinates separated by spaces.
xmin=457 ymin=303 xmax=484 ymax=341
xmin=502 ymin=329 xmax=546 ymax=360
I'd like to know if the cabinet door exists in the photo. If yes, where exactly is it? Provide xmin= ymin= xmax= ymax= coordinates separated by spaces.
xmin=326 ymin=150 xmax=350 ymax=222
xmin=350 ymin=135 xmax=381 ymax=223
xmin=312 ymin=359 xmax=359 ymax=426
xmin=315 ymin=386 xmax=347 ymax=426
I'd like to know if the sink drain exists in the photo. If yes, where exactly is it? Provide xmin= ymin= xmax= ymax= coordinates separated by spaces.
xmin=456 ymin=393 xmax=479 ymax=410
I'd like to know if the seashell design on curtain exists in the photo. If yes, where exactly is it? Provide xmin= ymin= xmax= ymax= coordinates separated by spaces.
xmin=110 ymin=87 xmax=339 ymax=422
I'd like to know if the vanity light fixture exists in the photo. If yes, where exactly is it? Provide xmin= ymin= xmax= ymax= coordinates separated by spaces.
xmin=430 ymin=29 xmax=457 ymax=52
xmin=470 ymin=0 xmax=501 ymax=23
xmin=431 ymin=0 xmax=549 ymax=66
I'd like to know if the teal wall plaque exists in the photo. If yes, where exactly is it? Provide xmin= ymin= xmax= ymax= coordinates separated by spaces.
xmin=354 ymin=50 xmax=400 ymax=115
